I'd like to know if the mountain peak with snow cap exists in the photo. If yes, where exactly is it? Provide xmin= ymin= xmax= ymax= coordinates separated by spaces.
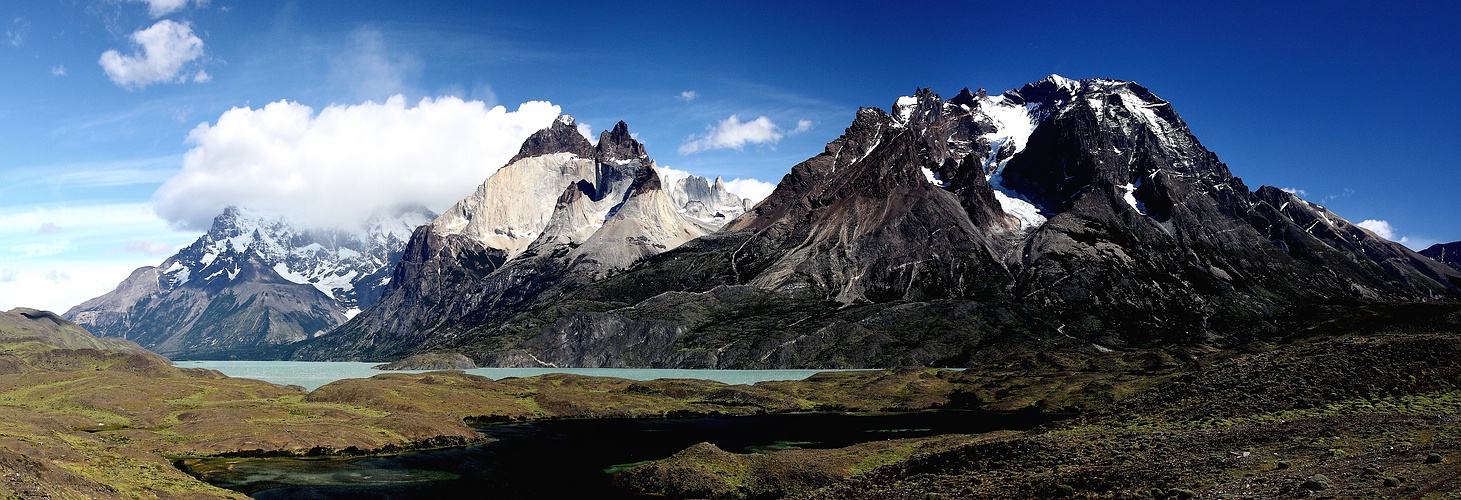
xmin=65 ymin=203 xmax=435 ymax=357
xmin=510 ymin=114 xmax=596 ymax=164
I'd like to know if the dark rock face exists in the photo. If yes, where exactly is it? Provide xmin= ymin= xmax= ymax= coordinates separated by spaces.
xmin=297 ymin=76 xmax=1461 ymax=368
xmin=1422 ymin=241 xmax=1461 ymax=272
xmin=507 ymin=116 xmax=595 ymax=164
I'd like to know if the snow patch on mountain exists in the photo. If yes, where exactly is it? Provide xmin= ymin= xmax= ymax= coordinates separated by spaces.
xmin=977 ymin=97 xmax=1039 ymax=172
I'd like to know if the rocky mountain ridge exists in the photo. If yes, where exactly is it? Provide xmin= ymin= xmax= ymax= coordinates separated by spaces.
xmin=1422 ymin=241 xmax=1461 ymax=272
xmin=350 ymin=75 xmax=1460 ymax=368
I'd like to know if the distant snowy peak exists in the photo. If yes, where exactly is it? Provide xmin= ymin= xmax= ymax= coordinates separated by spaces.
xmin=663 ymin=172 xmax=752 ymax=226
xmin=160 ymin=205 xmax=434 ymax=308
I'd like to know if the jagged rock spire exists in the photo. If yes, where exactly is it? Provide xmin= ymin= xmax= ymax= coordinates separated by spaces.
xmin=596 ymin=121 xmax=647 ymax=162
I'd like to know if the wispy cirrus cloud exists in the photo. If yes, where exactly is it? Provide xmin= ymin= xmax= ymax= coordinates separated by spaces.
xmin=678 ymin=115 xmax=813 ymax=155
xmin=676 ymin=90 xmax=699 ymax=102
xmin=329 ymin=27 xmax=422 ymax=102
xmin=0 ymin=203 xmax=200 ymax=312
xmin=8 ymin=17 xmax=29 ymax=47
xmin=98 ymin=19 xmax=208 ymax=89
xmin=121 ymin=240 xmax=176 ymax=256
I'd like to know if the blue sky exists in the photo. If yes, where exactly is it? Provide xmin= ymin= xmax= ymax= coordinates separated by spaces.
xmin=2 ymin=0 xmax=1459 ymax=312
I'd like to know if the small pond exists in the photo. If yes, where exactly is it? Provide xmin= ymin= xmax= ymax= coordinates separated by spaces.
xmin=185 ymin=410 xmax=1059 ymax=499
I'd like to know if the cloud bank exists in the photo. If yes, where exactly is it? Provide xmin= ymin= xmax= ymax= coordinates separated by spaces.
xmin=1357 ymin=219 xmax=1411 ymax=245
xmin=679 ymin=115 xmax=811 ymax=154
xmin=98 ymin=19 xmax=207 ymax=89
xmin=153 ymin=96 xmax=562 ymax=230
xmin=723 ymin=178 xmax=776 ymax=204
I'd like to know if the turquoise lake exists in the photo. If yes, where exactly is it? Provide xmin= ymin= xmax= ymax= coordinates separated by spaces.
xmin=174 ymin=360 xmax=850 ymax=390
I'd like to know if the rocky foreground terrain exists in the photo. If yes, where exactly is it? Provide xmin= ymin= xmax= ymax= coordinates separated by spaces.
xmin=4 ymin=302 xmax=1460 ymax=498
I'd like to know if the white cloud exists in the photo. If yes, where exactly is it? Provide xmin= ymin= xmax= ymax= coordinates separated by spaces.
xmin=50 ymin=65 xmax=66 ymax=76
xmin=1357 ymin=219 xmax=1411 ymax=245
xmin=576 ymin=121 xmax=595 ymax=144
xmin=136 ymin=0 xmax=205 ymax=17
xmin=679 ymin=115 xmax=787 ymax=154
xmin=1280 ymin=187 xmax=1307 ymax=196
xmin=655 ymin=166 xmax=694 ymax=187
xmin=153 ymin=96 xmax=563 ymax=230
xmin=0 ymin=270 xmax=16 ymax=283
xmin=723 ymin=178 xmax=776 ymax=204
xmin=793 ymin=119 xmax=813 ymax=133
xmin=98 ymin=19 xmax=207 ymax=89
xmin=37 ymin=223 xmax=62 ymax=234
xmin=676 ymin=90 xmax=699 ymax=102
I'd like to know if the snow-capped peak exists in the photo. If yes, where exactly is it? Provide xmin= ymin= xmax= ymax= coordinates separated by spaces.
xmin=1040 ymin=74 xmax=1082 ymax=94
xmin=892 ymin=95 xmax=919 ymax=125
xmin=158 ymin=205 xmax=434 ymax=309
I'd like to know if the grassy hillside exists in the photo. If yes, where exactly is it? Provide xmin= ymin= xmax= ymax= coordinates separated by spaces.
xmin=4 ymin=304 xmax=1461 ymax=498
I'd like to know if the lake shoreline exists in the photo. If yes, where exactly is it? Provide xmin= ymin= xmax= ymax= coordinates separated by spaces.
xmin=173 ymin=359 xmax=872 ymax=390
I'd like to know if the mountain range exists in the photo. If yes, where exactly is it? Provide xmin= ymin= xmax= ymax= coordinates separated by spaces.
xmin=67 ymin=75 xmax=1461 ymax=365
xmin=65 ymin=117 xmax=752 ymax=359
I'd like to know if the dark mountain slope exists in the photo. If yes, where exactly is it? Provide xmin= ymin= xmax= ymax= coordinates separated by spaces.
xmin=1422 ymin=241 xmax=1461 ymax=272
xmin=280 ymin=76 xmax=1459 ymax=367
xmin=395 ymin=76 xmax=1458 ymax=368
